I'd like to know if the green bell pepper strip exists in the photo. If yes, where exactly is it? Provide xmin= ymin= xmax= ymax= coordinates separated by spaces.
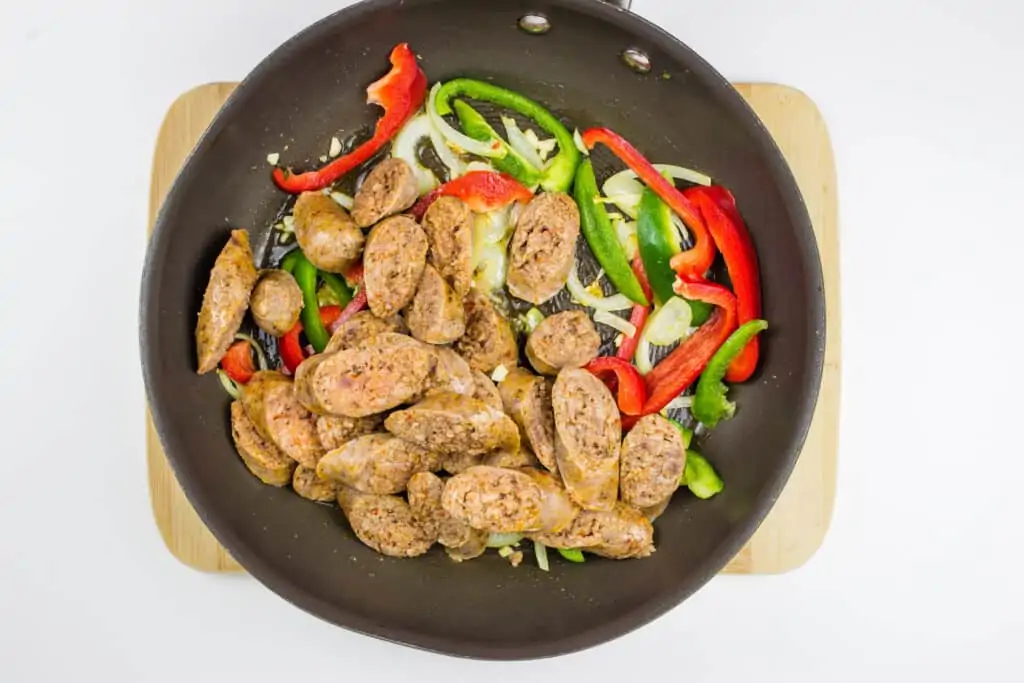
xmin=317 ymin=270 xmax=353 ymax=308
xmin=692 ymin=319 xmax=769 ymax=428
xmin=574 ymin=160 xmax=649 ymax=305
xmin=666 ymin=418 xmax=694 ymax=449
xmin=680 ymin=450 xmax=724 ymax=499
xmin=557 ymin=548 xmax=586 ymax=563
xmin=292 ymin=255 xmax=331 ymax=354
xmin=451 ymin=100 xmax=543 ymax=187
xmin=434 ymin=78 xmax=580 ymax=192
xmin=279 ymin=248 xmax=303 ymax=274
xmin=637 ymin=186 xmax=712 ymax=323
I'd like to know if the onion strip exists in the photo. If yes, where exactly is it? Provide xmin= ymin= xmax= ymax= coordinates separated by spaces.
xmin=427 ymin=83 xmax=507 ymax=159
xmin=216 ymin=369 xmax=241 ymax=399
xmin=566 ymin=264 xmax=634 ymax=311
xmin=533 ymin=540 xmax=550 ymax=572
xmin=593 ymin=310 xmax=637 ymax=338
xmin=234 ymin=332 xmax=268 ymax=371
xmin=487 ymin=533 xmax=523 ymax=548
xmin=391 ymin=113 xmax=440 ymax=194
xmin=665 ymin=395 xmax=694 ymax=410
xmin=501 ymin=116 xmax=545 ymax=170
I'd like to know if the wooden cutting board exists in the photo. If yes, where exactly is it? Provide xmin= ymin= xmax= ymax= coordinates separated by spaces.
xmin=146 ymin=82 xmax=840 ymax=574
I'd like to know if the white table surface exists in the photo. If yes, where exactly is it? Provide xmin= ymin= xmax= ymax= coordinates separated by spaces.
xmin=1 ymin=0 xmax=1020 ymax=680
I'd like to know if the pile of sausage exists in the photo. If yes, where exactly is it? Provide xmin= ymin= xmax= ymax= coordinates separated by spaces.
xmin=194 ymin=157 xmax=689 ymax=563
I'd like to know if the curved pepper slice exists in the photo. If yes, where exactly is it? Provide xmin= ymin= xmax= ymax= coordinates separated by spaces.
xmin=452 ymin=101 xmax=544 ymax=187
xmin=410 ymin=170 xmax=533 ymax=218
xmin=293 ymin=256 xmax=331 ymax=354
xmin=584 ymin=356 xmax=647 ymax=416
xmin=640 ymin=277 xmax=738 ymax=415
xmin=692 ymin=319 xmax=769 ymax=428
xmin=616 ymin=255 xmax=653 ymax=361
xmin=680 ymin=450 xmax=724 ymax=499
xmin=279 ymin=305 xmax=344 ymax=375
xmin=434 ymin=78 xmax=580 ymax=192
xmin=272 ymin=43 xmax=427 ymax=193
xmin=580 ymin=127 xmax=715 ymax=278
xmin=220 ymin=340 xmax=256 ymax=384
xmin=681 ymin=185 xmax=763 ymax=382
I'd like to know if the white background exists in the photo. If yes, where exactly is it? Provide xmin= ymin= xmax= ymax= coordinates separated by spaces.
xmin=1 ymin=0 xmax=1020 ymax=680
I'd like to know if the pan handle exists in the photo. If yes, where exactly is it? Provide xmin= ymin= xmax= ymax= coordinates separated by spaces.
xmin=598 ymin=0 xmax=632 ymax=8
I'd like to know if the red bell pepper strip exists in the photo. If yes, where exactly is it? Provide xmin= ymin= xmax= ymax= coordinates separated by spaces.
xmin=220 ymin=340 xmax=256 ymax=384
xmin=271 ymin=43 xmax=427 ymax=193
xmin=410 ymin=171 xmax=533 ymax=219
xmin=579 ymin=127 xmax=716 ymax=278
xmin=328 ymin=287 xmax=368 ymax=334
xmin=680 ymin=185 xmax=763 ymax=382
xmin=279 ymin=305 xmax=345 ymax=374
xmin=616 ymin=255 xmax=654 ymax=361
xmin=584 ymin=357 xmax=647 ymax=417
xmin=641 ymin=277 xmax=738 ymax=415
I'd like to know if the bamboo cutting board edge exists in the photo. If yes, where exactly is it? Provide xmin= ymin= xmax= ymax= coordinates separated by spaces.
xmin=145 ymin=81 xmax=840 ymax=575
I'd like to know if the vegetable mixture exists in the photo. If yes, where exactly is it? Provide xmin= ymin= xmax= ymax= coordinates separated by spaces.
xmin=194 ymin=43 xmax=767 ymax=569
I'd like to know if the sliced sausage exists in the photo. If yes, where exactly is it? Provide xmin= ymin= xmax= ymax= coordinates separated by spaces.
xmin=195 ymin=229 xmax=258 ymax=374
xmin=482 ymin=447 xmax=541 ymax=470
xmin=240 ymin=371 xmax=324 ymax=467
xmin=517 ymin=467 xmax=580 ymax=533
xmin=351 ymin=158 xmax=420 ymax=228
xmin=407 ymin=471 xmax=486 ymax=560
xmin=323 ymin=310 xmax=406 ymax=355
xmin=525 ymin=310 xmax=601 ymax=376
xmin=250 ymin=269 xmax=303 ymax=337
xmin=640 ymin=496 xmax=671 ymax=523
xmin=384 ymin=392 xmax=520 ymax=457
xmin=229 ymin=400 xmax=296 ymax=486
xmin=498 ymin=367 xmax=557 ymax=473
xmin=337 ymin=488 xmax=433 ymax=558
xmin=444 ymin=529 xmax=489 ymax=563
xmin=316 ymin=433 xmax=440 ymax=495
xmin=310 ymin=332 xmax=436 ymax=418
xmin=454 ymin=290 xmax=518 ymax=373
xmin=441 ymin=466 xmax=544 ymax=533
xmin=552 ymin=367 xmax=621 ymax=511
xmin=421 ymin=347 xmax=475 ymax=399
xmin=292 ymin=464 xmax=336 ymax=502
xmin=421 ymin=196 xmax=473 ymax=296
xmin=315 ymin=413 xmax=382 ymax=451
xmin=406 ymin=264 xmax=466 ymax=345
xmin=531 ymin=502 xmax=654 ymax=560
xmin=620 ymin=414 xmax=687 ymax=508
xmin=293 ymin=191 xmax=364 ymax=273
xmin=363 ymin=215 xmax=428 ymax=318
xmin=440 ymin=451 xmax=485 ymax=475
xmin=506 ymin=192 xmax=580 ymax=305
xmin=470 ymin=370 xmax=503 ymax=411
xmin=293 ymin=352 xmax=333 ymax=415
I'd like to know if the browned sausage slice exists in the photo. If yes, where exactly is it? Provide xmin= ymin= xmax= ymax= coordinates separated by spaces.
xmin=640 ymin=496 xmax=671 ymax=522
xmin=470 ymin=370 xmax=503 ymax=411
xmin=316 ymin=433 xmax=440 ymax=495
xmin=293 ymin=192 xmax=364 ymax=274
xmin=310 ymin=333 xmax=436 ymax=417
xmin=292 ymin=464 xmax=337 ymax=502
xmin=454 ymin=290 xmax=518 ymax=373
xmin=551 ymin=367 xmax=621 ymax=511
xmin=315 ymin=413 xmax=382 ymax=451
xmin=337 ymin=488 xmax=433 ymax=558
xmin=363 ymin=216 xmax=429 ymax=318
xmin=421 ymin=347 xmax=475 ymax=399
xmin=440 ymin=451 xmax=485 ymax=475
xmin=531 ymin=502 xmax=654 ymax=560
xmin=441 ymin=466 xmax=544 ymax=533
xmin=498 ymin=367 xmax=558 ymax=473
xmin=240 ymin=371 xmax=324 ymax=467
xmin=293 ymin=352 xmax=334 ymax=415
xmin=482 ymin=447 xmax=541 ymax=470
xmin=407 ymin=471 xmax=486 ymax=561
xmin=195 ymin=229 xmax=258 ymax=374
xmin=506 ymin=192 xmax=580 ymax=305
xmin=351 ymin=158 xmax=420 ymax=228
xmin=384 ymin=392 xmax=520 ymax=457
xmin=406 ymin=264 xmax=466 ymax=344
xmin=229 ymin=400 xmax=296 ymax=486
xmin=525 ymin=310 xmax=601 ymax=375
xmin=323 ymin=310 xmax=406 ymax=355
xmin=421 ymin=196 xmax=473 ymax=297
xmin=250 ymin=269 xmax=303 ymax=337
xmin=517 ymin=467 xmax=580 ymax=533
xmin=619 ymin=414 xmax=686 ymax=508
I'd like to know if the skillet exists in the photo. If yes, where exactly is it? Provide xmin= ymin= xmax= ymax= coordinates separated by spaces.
xmin=139 ymin=0 xmax=826 ymax=660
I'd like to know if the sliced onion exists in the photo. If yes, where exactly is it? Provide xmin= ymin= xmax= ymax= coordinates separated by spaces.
xmin=524 ymin=128 xmax=557 ymax=161
xmin=573 ymin=128 xmax=589 ymax=156
xmin=611 ymin=214 xmax=638 ymax=260
xmin=216 ymin=369 xmax=241 ymax=399
xmin=234 ymin=332 xmax=268 ymax=371
xmin=645 ymin=297 xmax=693 ymax=346
xmin=391 ymin=112 xmax=440 ymax=194
xmin=533 ymin=540 xmax=550 ymax=572
xmin=593 ymin=310 xmax=637 ymax=338
xmin=653 ymin=163 xmax=712 ymax=187
xmin=498 ymin=546 xmax=515 ymax=558
xmin=427 ymin=82 xmax=507 ymax=159
xmin=670 ymin=212 xmax=690 ymax=244
xmin=666 ymin=394 xmax=693 ymax=410
xmin=501 ymin=116 xmax=545 ymax=170
xmin=473 ymin=242 xmax=507 ymax=292
xmin=635 ymin=335 xmax=654 ymax=375
xmin=329 ymin=191 xmax=354 ymax=210
xmin=428 ymin=121 xmax=466 ymax=179
xmin=603 ymin=171 xmax=644 ymax=219
xmin=521 ymin=307 xmax=545 ymax=333
xmin=473 ymin=209 xmax=511 ymax=245
xmin=487 ymin=532 xmax=523 ymax=548
xmin=567 ymin=264 xmax=634 ymax=311
xmin=279 ymin=215 xmax=296 ymax=233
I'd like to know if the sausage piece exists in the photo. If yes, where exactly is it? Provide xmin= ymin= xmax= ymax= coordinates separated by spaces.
xmin=531 ymin=502 xmax=654 ymax=560
xmin=517 ymin=467 xmax=580 ymax=533
xmin=323 ymin=310 xmax=406 ymax=355
xmin=195 ymin=229 xmax=258 ymax=374
xmin=310 ymin=333 xmax=436 ymax=418
xmin=316 ymin=433 xmax=440 ymax=495
xmin=470 ymin=370 xmax=503 ymax=411
xmin=482 ymin=447 xmax=541 ymax=470
xmin=407 ymin=471 xmax=486 ymax=559
xmin=337 ymin=488 xmax=433 ymax=558
xmin=406 ymin=264 xmax=466 ymax=345
xmin=421 ymin=196 xmax=473 ymax=296
xmin=315 ymin=413 xmax=382 ymax=451
xmin=292 ymin=464 xmax=337 ymax=502
xmin=551 ymin=367 xmax=621 ymax=511
xmin=363 ymin=216 xmax=428 ymax=318
xmin=293 ymin=192 xmax=364 ymax=274
xmin=498 ymin=367 xmax=558 ymax=473
xmin=525 ymin=310 xmax=601 ymax=376
xmin=640 ymin=496 xmax=671 ymax=523
xmin=441 ymin=466 xmax=544 ymax=533
xmin=250 ymin=269 xmax=303 ymax=337
xmin=293 ymin=352 xmax=333 ymax=415
xmin=351 ymin=158 xmax=420 ymax=228
xmin=454 ymin=290 xmax=518 ymax=373
xmin=384 ymin=392 xmax=520 ymax=457
xmin=240 ymin=371 xmax=324 ymax=467
xmin=229 ymin=400 xmax=296 ymax=486
xmin=619 ymin=414 xmax=687 ymax=508
xmin=506 ymin=192 xmax=580 ymax=305
xmin=440 ymin=451 xmax=485 ymax=475
xmin=421 ymin=347 xmax=475 ymax=399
